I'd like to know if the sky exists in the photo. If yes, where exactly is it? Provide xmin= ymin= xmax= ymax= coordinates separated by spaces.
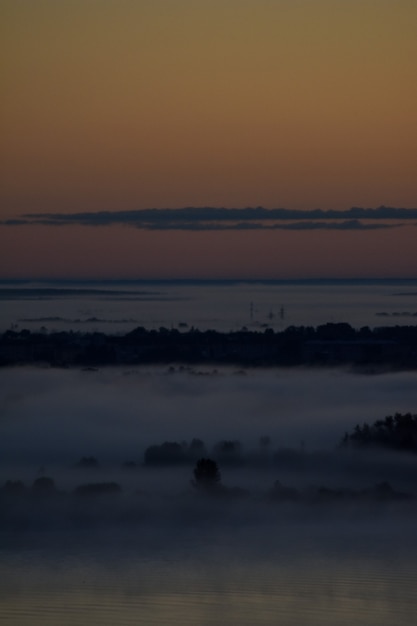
xmin=1 ymin=0 xmax=416 ymax=279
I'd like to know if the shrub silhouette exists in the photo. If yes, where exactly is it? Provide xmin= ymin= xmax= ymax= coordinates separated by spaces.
xmin=188 ymin=438 xmax=208 ymax=459
xmin=74 ymin=482 xmax=122 ymax=497
xmin=32 ymin=476 xmax=56 ymax=492
xmin=2 ymin=480 xmax=26 ymax=495
xmin=76 ymin=456 xmax=99 ymax=468
xmin=144 ymin=441 xmax=186 ymax=465
xmin=213 ymin=439 xmax=242 ymax=465
xmin=192 ymin=458 xmax=221 ymax=491
xmin=144 ymin=439 xmax=207 ymax=465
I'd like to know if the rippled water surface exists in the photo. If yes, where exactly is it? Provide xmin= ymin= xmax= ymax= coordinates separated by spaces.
xmin=1 ymin=520 xmax=417 ymax=625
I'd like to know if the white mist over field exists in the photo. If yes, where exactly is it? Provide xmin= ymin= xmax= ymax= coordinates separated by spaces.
xmin=0 ymin=366 xmax=416 ymax=468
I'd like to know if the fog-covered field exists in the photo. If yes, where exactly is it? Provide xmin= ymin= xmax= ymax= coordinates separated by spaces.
xmin=1 ymin=366 xmax=416 ymax=497
xmin=1 ymin=365 xmax=416 ymax=459
xmin=1 ymin=366 xmax=417 ymax=625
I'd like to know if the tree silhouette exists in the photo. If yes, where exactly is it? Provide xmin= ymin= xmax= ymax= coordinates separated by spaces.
xmin=213 ymin=439 xmax=242 ymax=465
xmin=144 ymin=441 xmax=186 ymax=465
xmin=32 ymin=476 xmax=56 ymax=494
xmin=76 ymin=456 xmax=99 ymax=468
xmin=340 ymin=412 xmax=417 ymax=452
xmin=192 ymin=458 xmax=221 ymax=491
xmin=74 ymin=482 xmax=122 ymax=497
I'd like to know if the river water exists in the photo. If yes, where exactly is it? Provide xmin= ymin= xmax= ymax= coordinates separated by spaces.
xmin=1 ymin=518 xmax=417 ymax=626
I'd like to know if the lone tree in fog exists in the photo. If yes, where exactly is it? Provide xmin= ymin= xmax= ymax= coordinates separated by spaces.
xmin=192 ymin=458 xmax=221 ymax=491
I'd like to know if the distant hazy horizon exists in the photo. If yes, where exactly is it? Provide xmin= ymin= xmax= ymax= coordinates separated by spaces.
xmin=2 ymin=278 xmax=417 ymax=334
xmin=1 ymin=276 xmax=417 ymax=285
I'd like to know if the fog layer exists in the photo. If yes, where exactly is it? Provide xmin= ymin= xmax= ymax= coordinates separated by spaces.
xmin=1 ymin=366 xmax=416 ymax=466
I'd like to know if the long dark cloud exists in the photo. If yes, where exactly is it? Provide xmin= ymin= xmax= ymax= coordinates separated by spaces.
xmin=147 ymin=219 xmax=398 ymax=231
xmin=1 ymin=206 xmax=416 ymax=231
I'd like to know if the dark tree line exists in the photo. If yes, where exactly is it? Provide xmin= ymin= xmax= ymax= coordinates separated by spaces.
xmin=341 ymin=413 xmax=417 ymax=452
xmin=1 ymin=322 xmax=417 ymax=367
xmin=144 ymin=439 xmax=207 ymax=465
xmin=144 ymin=438 xmax=246 ymax=466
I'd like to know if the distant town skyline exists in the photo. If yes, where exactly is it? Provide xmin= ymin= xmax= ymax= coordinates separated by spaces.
xmin=1 ymin=1 xmax=416 ymax=279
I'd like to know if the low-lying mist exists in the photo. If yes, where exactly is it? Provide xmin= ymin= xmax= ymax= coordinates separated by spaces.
xmin=1 ymin=365 xmax=416 ymax=464
xmin=0 ymin=366 xmax=416 ymax=526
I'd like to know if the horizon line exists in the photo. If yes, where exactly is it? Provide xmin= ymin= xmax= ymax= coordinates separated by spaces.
xmin=1 ymin=276 xmax=417 ymax=284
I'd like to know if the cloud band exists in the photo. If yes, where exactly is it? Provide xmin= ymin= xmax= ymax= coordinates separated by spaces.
xmin=1 ymin=206 xmax=416 ymax=231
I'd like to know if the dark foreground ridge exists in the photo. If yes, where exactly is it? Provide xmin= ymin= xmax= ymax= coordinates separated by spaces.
xmin=1 ymin=323 xmax=417 ymax=368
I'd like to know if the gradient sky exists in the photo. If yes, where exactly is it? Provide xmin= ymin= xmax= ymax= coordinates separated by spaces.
xmin=1 ymin=0 xmax=416 ymax=279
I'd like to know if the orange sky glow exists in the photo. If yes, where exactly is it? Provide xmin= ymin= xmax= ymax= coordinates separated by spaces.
xmin=1 ymin=0 xmax=416 ymax=279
